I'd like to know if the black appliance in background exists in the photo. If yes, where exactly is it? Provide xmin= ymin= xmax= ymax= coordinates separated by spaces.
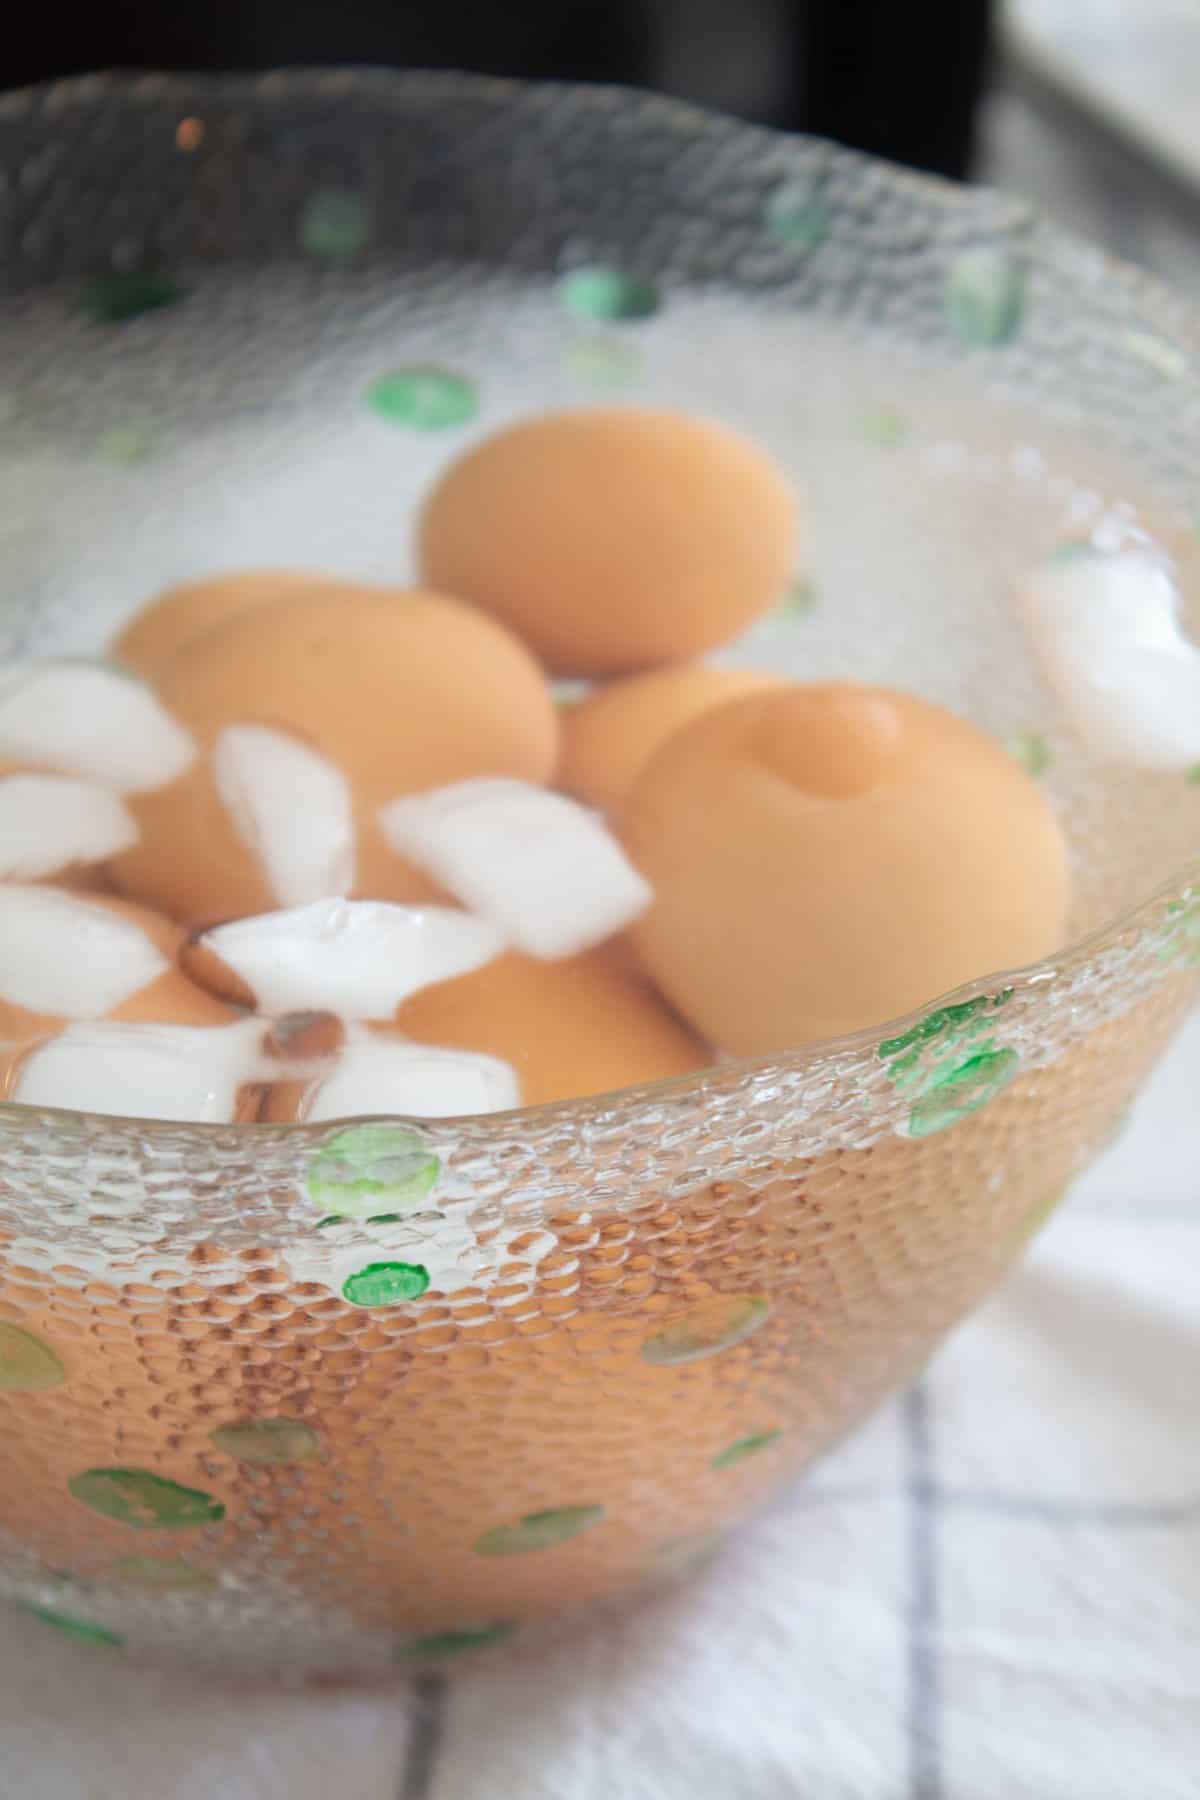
xmin=0 ymin=0 xmax=994 ymax=181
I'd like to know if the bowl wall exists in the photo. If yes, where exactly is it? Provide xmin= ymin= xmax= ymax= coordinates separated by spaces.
xmin=0 ymin=71 xmax=1198 ymax=1673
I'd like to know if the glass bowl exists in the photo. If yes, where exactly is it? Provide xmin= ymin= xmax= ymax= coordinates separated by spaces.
xmin=0 ymin=69 xmax=1198 ymax=1678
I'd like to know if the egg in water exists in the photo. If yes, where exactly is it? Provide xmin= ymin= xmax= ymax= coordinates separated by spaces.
xmin=112 ymin=569 xmax=353 ymax=675
xmin=110 ymin=587 xmax=559 ymax=924
xmin=558 ymin=664 xmax=784 ymax=814
xmin=419 ymin=407 xmax=801 ymax=676
xmin=625 ymin=684 xmax=1072 ymax=1054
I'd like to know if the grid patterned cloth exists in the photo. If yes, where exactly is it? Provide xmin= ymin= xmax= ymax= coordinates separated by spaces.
xmin=3 ymin=1008 xmax=1198 ymax=1800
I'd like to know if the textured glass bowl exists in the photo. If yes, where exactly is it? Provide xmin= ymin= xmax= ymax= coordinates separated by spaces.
xmin=0 ymin=70 xmax=1199 ymax=1677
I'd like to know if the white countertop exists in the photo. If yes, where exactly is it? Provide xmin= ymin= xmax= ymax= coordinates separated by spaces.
xmin=1005 ymin=0 xmax=1200 ymax=193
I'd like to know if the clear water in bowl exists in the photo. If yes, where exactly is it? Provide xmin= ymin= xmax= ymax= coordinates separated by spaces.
xmin=3 ymin=266 xmax=1198 ymax=938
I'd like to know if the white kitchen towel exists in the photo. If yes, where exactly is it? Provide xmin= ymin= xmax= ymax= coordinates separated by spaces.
xmin=2 ymin=1008 xmax=1197 ymax=1800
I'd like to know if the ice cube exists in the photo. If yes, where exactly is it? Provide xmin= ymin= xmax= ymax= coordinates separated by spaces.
xmin=0 ymin=885 xmax=167 ymax=1018
xmin=303 ymin=1033 xmax=520 ymax=1121
xmin=378 ymin=777 xmax=652 ymax=959
xmin=184 ymin=898 xmax=505 ymax=1017
xmin=0 ymin=773 xmax=137 ymax=879
xmin=13 ymin=1017 xmax=265 ymax=1122
xmin=0 ymin=661 xmax=195 ymax=792
xmin=212 ymin=723 xmax=356 ymax=908
xmin=1021 ymin=546 xmax=1200 ymax=769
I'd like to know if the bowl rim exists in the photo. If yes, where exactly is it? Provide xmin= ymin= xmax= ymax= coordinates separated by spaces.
xmin=1 ymin=65 xmax=1198 ymax=1144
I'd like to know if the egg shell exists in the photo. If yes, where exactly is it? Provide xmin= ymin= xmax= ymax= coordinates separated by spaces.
xmin=0 ymin=889 xmax=236 ymax=1040
xmin=44 ymin=866 xmax=120 ymax=897
xmin=624 ymin=684 xmax=1071 ymax=1055
xmin=418 ymin=408 xmax=800 ymax=676
xmin=109 ymin=588 xmax=559 ymax=925
xmin=394 ymin=943 xmax=710 ymax=1106
xmin=111 ymin=569 xmax=351 ymax=676
xmin=558 ymin=664 xmax=785 ymax=813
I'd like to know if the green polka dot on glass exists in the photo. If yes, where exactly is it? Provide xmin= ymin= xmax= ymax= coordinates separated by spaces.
xmin=210 ymin=1418 xmax=320 ymax=1466
xmin=1007 ymin=731 xmax=1051 ymax=778
xmin=1104 ymin=1104 xmax=1134 ymax=1149
xmin=367 ymin=369 xmax=477 ymax=430
xmin=395 ymin=1621 xmax=515 ymax=1660
xmin=878 ymin=994 xmax=1003 ymax=1063
xmin=0 ymin=1321 xmax=65 ymax=1391
xmin=1162 ymin=893 xmax=1200 ymax=968
xmin=560 ymin=267 xmax=660 ymax=323
xmin=1187 ymin=763 xmax=1200 ymax=786
xmin=341 ymin=1260 xmax=430 ymax=1307
xmin=858 ymin=406 xmax=907 ymax=448
xmin=763 ymin=177 xmax=828 ymax=251
xmin=565 ymin=335 xmax=642 ymax=388
xmin=474 ymin=1505 xmax=604 ymax=1557
xmin=314 ymin=1209 xmax=406 ymax=1230
xmin=82 ymin=272 xmax=181 ymax=324
xmin=878 ymin=990 xmax=1013 ymax=1089
xmin=1123 ymin=328 xmax=1186 ymax=380
xmin=712 ymin=1430 xmax=782 ymax=1470
xmin=307 ymin=1123 xmax=440 ymax=1218
xmin=1004 ymin=1186 xmax=1068 ymax=1256
xmin=907 ymin=1047 xmax=1019 ymax=1139
xmin=21 ymin=1603 xmax=123 ymax=1648
xmin=642 ymin=1294 xmax=770 ymax=1366
xmin=299 ymin=187 xmax=371 ymax=258
xmin=649 ymin=1530 xmax=725 ymax=1577
xmin=1046 ymin=539 xmax=1101 ymax=566
xmin=945 ymin=250 xmax=1025 ymax=348
xmin=68 ymin=1469 xmax=226 ymax=1531
xmin=779 ymin=578 xmax=816 ymax=618
xmin=113 ymin=1556 xmax=215 ymax=1592
xmin=99 ymin=423 xmax=158 ymax=466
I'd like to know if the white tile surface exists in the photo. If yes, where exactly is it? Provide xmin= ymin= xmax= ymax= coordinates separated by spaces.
xmin=0 ymin=1610 xmax=414 ymax=1800
xmin=940 ymin=1514 xmax=1200 ymax=1800
xmin=928 ymin=1221 xmax=1200 ymax=1498
xmin=431 ymin=1493 xmax=909 ymax=1800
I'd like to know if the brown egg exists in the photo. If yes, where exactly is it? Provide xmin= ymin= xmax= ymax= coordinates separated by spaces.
xmin=559 ymin=665 xmax=785 ymax=813
xmin=44 ymin=870 xmax=118 ymax=896
xmin=109 ymin=588 xmax=559 ymax=925
xmin=0 ymin=889 xmax=235 ymax=1041
xmin=112 ymin=968 xmax=237 ymax=1029
xmin=625 ymin=684 xmax=1071 ymax=1055
xmin=111 ymin=570 xmax=351 ymax=676
xmin=418 ymin=408 xmax=800 ymax=676
xmin=394 ymin=945 xmax=711 ymax=1106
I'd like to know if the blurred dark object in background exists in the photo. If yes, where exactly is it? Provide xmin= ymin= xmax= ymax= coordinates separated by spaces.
xmin=0 ymin=0 xmax=994 ymax=180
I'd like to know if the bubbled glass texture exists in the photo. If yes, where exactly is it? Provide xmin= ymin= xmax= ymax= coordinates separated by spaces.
xmin=0 ymin=72 xmax=1198 ymax=1675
